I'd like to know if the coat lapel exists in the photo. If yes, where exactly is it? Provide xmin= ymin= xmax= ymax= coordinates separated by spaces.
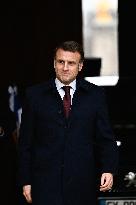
xmin=68 ymin=78 xmax=91 ymax=124
xmin=43 ymin=79 xmax=67 ymax=124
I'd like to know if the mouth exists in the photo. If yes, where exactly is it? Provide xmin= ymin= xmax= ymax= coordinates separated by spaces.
xmin=62 ymin=72 xmax=69 ymax=76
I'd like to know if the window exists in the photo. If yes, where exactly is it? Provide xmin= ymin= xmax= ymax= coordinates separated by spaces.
xmin=82 ymin=0 xmax=118 ymax=85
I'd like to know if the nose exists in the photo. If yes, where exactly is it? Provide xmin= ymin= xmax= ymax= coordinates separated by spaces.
xmin=63 ymin=62 xmax=69 ymax=70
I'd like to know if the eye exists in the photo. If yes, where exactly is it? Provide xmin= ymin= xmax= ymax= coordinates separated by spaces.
xmin=57 ymin=60 xmax=64 ymax=64
xmin=68 ymin=61 xmax=76 ymax=66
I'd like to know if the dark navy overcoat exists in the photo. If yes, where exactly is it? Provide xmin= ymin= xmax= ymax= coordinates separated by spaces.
xmin=18 ymin=78 xmax=118 ymax=205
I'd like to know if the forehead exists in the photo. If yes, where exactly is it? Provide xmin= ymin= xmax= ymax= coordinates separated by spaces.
xmin=55 ymin=49 xmax=81 ymax=61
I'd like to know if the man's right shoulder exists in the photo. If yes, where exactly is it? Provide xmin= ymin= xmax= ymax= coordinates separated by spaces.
xmin=25 ymin=79 xmax=53 ymax=96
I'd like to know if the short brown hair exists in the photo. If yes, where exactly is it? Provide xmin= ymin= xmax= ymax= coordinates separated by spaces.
xmin=54 ymin=41 xmax=84 ymax=62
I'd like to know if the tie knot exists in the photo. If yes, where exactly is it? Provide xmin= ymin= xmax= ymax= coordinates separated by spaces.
xmin=62 ymin=86 xmax=71 ymax=96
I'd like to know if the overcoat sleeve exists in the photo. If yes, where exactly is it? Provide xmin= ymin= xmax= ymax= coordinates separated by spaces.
xmin=94 ymin=87 xmax=119 ymax=175
xmin=18 ymin=88 xmax=35 ymax=186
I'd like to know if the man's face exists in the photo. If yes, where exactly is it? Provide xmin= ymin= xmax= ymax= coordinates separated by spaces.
xmin=54 ymin=48 xmax=83 ymax=85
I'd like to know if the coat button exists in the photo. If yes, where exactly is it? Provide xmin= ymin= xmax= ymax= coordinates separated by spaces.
xmin=58 ymin=110 xmax=62 ymax=114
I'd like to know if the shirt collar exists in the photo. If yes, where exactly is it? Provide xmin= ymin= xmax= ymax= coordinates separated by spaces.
xmin=55 ymin=78 xmax=76 ymax=92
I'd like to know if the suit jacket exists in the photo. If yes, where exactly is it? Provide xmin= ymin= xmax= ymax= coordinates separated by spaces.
xmin=18 ymin=78 xmax=118 ymax=205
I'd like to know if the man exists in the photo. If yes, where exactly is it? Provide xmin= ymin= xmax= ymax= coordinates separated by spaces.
xmin=18 ymin=41 xmax=118 ymax=205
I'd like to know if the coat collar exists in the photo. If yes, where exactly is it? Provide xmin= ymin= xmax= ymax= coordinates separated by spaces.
xmin=43 ymin=77 xmax=93 ymax=94
xmin=76 ymin=77 xmax=93 ymax=92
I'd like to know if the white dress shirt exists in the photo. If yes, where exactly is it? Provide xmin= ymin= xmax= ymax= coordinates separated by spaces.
xmin=55 ymin=78 xmax=76 ymax=104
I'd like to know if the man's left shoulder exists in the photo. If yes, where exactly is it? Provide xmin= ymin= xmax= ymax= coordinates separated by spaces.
xmin=79 ymin=78 xmax=105 ymax=93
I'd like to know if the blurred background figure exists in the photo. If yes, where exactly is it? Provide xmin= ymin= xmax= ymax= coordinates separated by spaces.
xmin=8 ymin=84 xmax=22 ymax=134
xmin=0 ymin=88 xmax=18 ymax=205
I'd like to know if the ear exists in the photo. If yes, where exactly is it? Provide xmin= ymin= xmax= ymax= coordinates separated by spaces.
xmin=78 ymin=62 xmax=83 ymax=72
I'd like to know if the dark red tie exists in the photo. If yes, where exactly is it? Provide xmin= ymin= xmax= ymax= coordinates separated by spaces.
xmin=62 ymin=86 xmax=71 ymax=118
